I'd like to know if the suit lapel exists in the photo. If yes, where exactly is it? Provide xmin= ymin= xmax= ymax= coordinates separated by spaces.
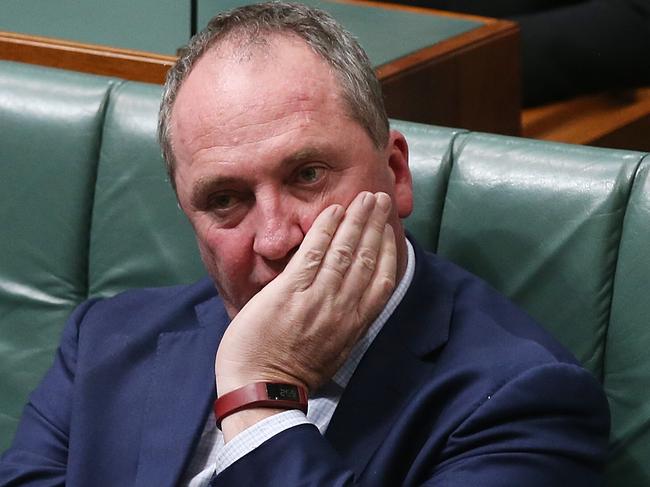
xmin=134 ymin=295 xmax=229 ymax=487
xmin=325 ymin=246 xmax=453 ymax=477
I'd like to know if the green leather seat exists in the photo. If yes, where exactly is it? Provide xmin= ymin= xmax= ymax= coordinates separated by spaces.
xmin=438 ymin=133 xmax=642 ymax=377
xmin=605 ymin=159 xmax=650 ymax=483
xmin=0 ymin=62 xmax=116 ymax=444
xmin=88 ymin=81 xmax=204 ymax=298
xmin=1 ymin=60 xmax=649 ymax=486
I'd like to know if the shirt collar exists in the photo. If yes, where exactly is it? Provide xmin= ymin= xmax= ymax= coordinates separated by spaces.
xmin=329 ymin=238 xmax=416 ymax=390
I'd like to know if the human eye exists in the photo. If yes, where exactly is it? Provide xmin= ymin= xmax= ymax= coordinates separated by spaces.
xmin=207 ymin=192 xmax=240 ymax=212
xmin=294 ymin=165 xmax=325 ymax=185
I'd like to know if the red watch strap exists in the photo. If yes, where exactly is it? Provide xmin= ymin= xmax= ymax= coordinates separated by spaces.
xmin=214 ymin=382 xmax=308 ymax=428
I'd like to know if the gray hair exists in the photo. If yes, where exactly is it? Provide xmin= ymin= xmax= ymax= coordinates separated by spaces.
xmin=158 ymin=1 xmax=389 ymax=191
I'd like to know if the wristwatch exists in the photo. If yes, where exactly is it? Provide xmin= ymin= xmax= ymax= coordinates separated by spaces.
xmin=214 ymin=382 xmax=308 ymax=428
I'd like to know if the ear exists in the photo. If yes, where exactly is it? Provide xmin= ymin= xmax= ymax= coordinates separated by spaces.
xmin=386 ymin=129 xmax=413 ymax=218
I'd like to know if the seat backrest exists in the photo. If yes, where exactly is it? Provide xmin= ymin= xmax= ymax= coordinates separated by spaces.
xmin=604 ymin=160 xmax=650 ymax=484
xmin=427 ymin=133 xmax=649 ymax=485
xmin=88 ymin=80 xmax=204 ymax=298
xmin=0 ymin=62 xmax=115 ymax=445
xmin=437 ymin=133 xmax=642 ymax=377
xmin=0 ymin=62 xmax=205 ymax=451
xmin=1 ymin=61 xmax=649 ymax=485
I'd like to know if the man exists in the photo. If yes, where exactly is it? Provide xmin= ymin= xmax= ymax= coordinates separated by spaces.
xmin=0 ymin=2 xmax=609 ymax=486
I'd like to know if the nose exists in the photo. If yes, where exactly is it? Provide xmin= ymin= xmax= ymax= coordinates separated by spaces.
xmin=252 ymin=195 xmax=304 ymax=262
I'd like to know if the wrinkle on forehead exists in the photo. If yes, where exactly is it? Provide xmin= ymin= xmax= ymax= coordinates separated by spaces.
xmin=189 ymin=102 xmax=331 ymax=159
xmin=171 ymin=34 xmax=352 ymax=171
xmin=189 ymin=119 xmax=312 ymax=166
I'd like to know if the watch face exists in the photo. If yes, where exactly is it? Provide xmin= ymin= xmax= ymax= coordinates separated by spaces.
xmin=266 ymin=383 xmax=299 ymax=401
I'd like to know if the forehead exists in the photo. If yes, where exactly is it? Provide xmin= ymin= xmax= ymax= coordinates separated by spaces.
xmin=170 ymin=34 xmax=350 ymax=153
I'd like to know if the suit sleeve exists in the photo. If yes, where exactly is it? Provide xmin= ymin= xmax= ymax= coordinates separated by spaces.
xmin=0 ymin=299 xmax=99 ymax=487
xmin=210 ymin=362 xmax=609 ymax=486
xmin=211 ymin=424 xmax=357 ymax=486
xmin=425 ymin=363 xmax=610 ymax=486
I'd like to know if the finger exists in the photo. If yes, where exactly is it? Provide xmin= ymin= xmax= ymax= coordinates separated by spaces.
xmin=358 ymin=223 xmax=397 ymax=319
xmin=338 ymin=192 xmax=391 ymax=304
xmin=283 ymin=203 xmax=344 ymax=290
xmin=317 ymin=191 xmax=376 ymax=287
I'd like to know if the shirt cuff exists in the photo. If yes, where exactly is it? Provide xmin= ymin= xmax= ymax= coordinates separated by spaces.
xmin=214 ymin=409 xmax=311 ymax=475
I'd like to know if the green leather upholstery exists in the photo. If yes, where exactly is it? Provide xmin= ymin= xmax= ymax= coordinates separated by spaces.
xmin=394 ymin=120 xmax=464 ymax=249
xmin=88 ymin=81 xmax=204 ymax=298
xmin=0 ymin=63 xmax=116 ymax=445
xmin=1 ymin=60 xmax=649 ymax=486
xmin=438 ymin=133 xmax=642 ymax=377
xmin=605 ymin=158 xmax=650 ymax=483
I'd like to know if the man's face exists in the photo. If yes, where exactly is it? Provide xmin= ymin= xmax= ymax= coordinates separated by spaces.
xmin=170 ymin=35 xmax=412 ymax=317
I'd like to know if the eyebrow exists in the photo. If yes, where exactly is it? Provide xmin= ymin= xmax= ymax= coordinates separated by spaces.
xmin=285 ymin=147 xmax=328 ymax=165
xmin=190 ymin=175 xmax=242 ymax=208
xmin=188 ymin=145 xmax=335 ymax=206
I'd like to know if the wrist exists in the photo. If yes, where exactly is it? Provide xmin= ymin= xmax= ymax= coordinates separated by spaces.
xmin=214 ymin=382 xmax=308 ymax=430
xmin=220 ymin=407 xmax=288 ymax=443
xmin=216 ymin=369 xmax=309 ymax=397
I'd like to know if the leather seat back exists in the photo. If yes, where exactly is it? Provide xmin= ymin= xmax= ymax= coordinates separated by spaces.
xmin=437 ymin=133 xmax=643 ymax=377
xmin=604 ymin=159 xmax=650 ymax=483
xmin=88 ymin=81 xmax=203 ymax=298
xmin=0 ymin=62 xmax=116 ymax=444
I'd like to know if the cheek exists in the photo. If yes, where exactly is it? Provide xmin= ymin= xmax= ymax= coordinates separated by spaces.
xmin=294 ymin=195 xmax=341 ymax=236
xmin=295 ymin=184 xmax=377 ymax=237
xmin=195 ymin=223 xmax=255 ymax=279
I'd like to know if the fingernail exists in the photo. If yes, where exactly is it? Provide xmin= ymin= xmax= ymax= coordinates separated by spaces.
xmin=361 ymin=191 xmax=373 ymax=207
xmin=376 ymin=192 xmax=391 ymax=213
xmin=330 ymin=204 xmax=343 ymax=218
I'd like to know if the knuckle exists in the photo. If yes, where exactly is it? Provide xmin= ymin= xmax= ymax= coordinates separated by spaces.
xmin=380 ymin=275 xmax=396 ymax=294
xmin=322 ymin=263 xmax=346 ymax=279
xmin=304 ymin=248 xmax=325 ymax=264
xmin=357 ymin=248 xmax=377 ymax=272
xmin=331 ymin=244 xmax=354 ymax=268
xmin=318 ymin=226 xmax=335 ymax=240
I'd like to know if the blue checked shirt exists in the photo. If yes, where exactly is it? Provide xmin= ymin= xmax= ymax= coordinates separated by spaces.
xmin=181 ymin=240 xmax=415 ymax=485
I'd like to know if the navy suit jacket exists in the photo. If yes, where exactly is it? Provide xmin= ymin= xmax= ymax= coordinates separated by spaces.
xmin=0 ymin=242 xmax=609 ymax=486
